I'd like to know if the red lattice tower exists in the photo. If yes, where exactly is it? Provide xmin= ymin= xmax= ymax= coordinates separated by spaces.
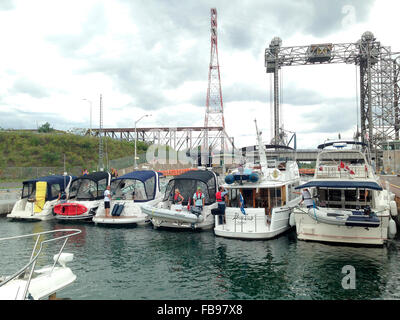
xmin=203 ymin=8 xmax=226 ymax=160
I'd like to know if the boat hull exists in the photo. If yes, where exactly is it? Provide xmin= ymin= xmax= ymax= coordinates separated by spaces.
xmin=294 ymin=209 xmax=390 ymax=245
xmin=7 ymin=199 xmax=56 ymax=221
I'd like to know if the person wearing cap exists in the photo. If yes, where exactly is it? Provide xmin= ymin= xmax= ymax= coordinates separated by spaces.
xmin=300 ymin=188 xmax=314 ymax=208
xmin=193 ymin=186 xmax=205 ymax=211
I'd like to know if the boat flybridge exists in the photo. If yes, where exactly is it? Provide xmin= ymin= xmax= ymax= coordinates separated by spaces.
xmin=54 ymin=172 xmax=111 ymax=221
xmin=213 ymin=120 xmax=302 ymax=239
xmin=0 ymin=229 xmax=81 ymax=300
xmin=292 ymin=141 xmax=398 ymax=246
xmin=141 ymin=169 xmax=218 ymax=230
xmin=7 ymin=175 xmax=74 ymax=221
xmin=93 ymin=170 xmax=164 ymax=226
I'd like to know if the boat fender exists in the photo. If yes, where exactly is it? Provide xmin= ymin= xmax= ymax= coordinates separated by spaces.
xmin=389 ymin=200 xmax=398 ymax=217
xmin=388 ymin=218 xmax=397 ymax=239
xmin=225 ymin=174 xmax=235 ymax=184
xmin=249 ymin=172 xmax=259 ymax=183
xmin=289 ymin=213 xmax=296 ymax=227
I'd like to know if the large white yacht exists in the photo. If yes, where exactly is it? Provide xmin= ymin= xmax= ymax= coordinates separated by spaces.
xmin=292 ymin=141 xmax=398 ymax=246
xmin=213 ymin=120 xmax=302 ymax=239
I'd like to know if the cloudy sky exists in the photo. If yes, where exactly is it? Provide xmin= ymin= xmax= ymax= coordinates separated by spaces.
xmin=0 ymin=0 xmax=398 ymax=149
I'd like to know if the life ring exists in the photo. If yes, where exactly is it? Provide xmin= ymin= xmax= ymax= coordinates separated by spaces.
xmin=270 ymin=168 xmax=281 ymax=180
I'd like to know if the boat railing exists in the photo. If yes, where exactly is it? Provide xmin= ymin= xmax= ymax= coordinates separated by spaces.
xmin=315 ymin=165 xmax=369 ymax=179
xmin=0 ymin=228 xmax=81 ymax=300
xmin=219 ymin=212 xmax=270 ymax=233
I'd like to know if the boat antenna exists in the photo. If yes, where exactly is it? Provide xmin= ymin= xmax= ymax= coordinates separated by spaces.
xmin=254 ymin=119 xmax=268 ymax=169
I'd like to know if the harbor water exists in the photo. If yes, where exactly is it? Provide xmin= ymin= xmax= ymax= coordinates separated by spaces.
xmin=0 ymin=216 xmax=399 ymax=300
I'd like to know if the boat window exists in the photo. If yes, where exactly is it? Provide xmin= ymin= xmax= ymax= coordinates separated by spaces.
xmin=51 ymin=183 xmax=61 ymax=199
xmin=316 ymin=188 xmax=372 ymax=209
xmin=163 ymin=180 xmax=211 ymax=205
xmin=69 ymin=179 xmax=97 ymax=200
xmin=22 ymin=182 xmax=35 ymax=199
xmin=270 ymin=188 xmax=282 ymax=207
xmin=242 ymin=188 xmax=254 ymax=208
xmin=97 ymin=178 xmax=108 ymax=198
xmin=144 ymin=176 xmax=156 ymax=200
xmin=112 ymin=179 xmax=148 ymax=201
xmin=228 ymin=188 xmax=239 ymax=207
xmin=327 ymin=189 xmax=341 ymax=202
xmin=288 ymin=182 xmax=300 ymax=201
xmin=344 ymin=189 xmax=357 ymax=202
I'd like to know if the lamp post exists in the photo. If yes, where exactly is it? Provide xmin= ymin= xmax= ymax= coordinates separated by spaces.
xmin=134 ymin=114 xmax=151 ymax=169
xmin=82 ymin=98 xmax=92 ymax=135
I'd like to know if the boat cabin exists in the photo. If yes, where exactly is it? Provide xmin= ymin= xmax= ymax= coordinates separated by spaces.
xmin=163 ymin=170 xmax=217 ymax=205
xmin=226 ymin=182 xmax=300 ymax=214
xmin=68 ymin=172 xmax=111 ymax=201
xmin=21 ymin=175 xmax=74 ymax=202
xmin=295 ymin=180 xmax=382 ymax=210
xmin=111 ymin=170 xmax=162 ymax=202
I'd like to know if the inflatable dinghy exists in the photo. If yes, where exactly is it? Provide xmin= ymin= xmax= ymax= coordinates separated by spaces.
xmin=307 ymin=206 xmax=380 ymax=228
xmin=141 ymin=204 xmax=204 ymax=223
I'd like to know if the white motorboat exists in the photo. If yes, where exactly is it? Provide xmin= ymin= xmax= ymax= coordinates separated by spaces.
xmin=0 ymin=228 xmax=81 ymax=300
xmin=54 ymin=172 xmax=111 ymax=221
xmin=141 ymin=170 xmax=219 ymax=230
xmin=7 ymin=175 xmax=74 ymax=221
xmin=93 ymin=170 xmax=164 ymax=226
xmin=292 ymin=140 xmax=398 ymax=246
xmin=214 ymin=120 xmax=302 ymax=239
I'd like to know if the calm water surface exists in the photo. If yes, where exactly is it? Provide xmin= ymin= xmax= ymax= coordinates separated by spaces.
xmin=0 ymin=216 xmax=399 ymax=300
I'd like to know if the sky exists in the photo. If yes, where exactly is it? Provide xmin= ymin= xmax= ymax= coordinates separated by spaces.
xmin=0 ymin=0 xmax=398 ymax=149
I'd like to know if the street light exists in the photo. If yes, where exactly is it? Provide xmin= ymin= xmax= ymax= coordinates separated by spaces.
xmin=134 ymin=114 xmax=151 ymax=169
xmin=82 ymin=98 xmax=92 ymax=135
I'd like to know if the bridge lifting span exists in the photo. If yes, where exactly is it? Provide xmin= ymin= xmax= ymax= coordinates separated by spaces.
xmin=265 ymin=31 xmax=400 ymax=150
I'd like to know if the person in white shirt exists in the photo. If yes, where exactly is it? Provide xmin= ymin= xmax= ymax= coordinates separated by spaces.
xmin=300 ymin=188 xmax=314 ymax=208
xmin=104 ymin=185 xmax=112 ymax=217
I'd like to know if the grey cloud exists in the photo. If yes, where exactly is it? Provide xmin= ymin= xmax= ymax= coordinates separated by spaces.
xmin=11 ymin=78 xmax=49 ymax=99
xmin=299 ymin=99 xmax=358 ymax=134
xmin=0 ymin=108 xmax=82 ymax=130
xmin=46 ymin=3 xmax=108 ymax=56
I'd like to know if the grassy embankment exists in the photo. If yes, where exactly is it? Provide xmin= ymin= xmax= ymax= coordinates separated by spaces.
xmin=0 ymin=130 xmax=148 ymax=174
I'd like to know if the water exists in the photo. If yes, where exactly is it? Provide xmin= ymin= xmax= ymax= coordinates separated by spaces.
xmin=0 ymin=216 xmax=399 ymax=300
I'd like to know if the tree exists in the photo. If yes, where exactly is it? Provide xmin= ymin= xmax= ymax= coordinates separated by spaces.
xmin=38 ymin=122 xmax=54 ymax=133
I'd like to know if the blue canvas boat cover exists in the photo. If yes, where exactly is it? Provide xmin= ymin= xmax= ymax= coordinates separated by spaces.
xmin=22 ymin=175 xmax=76 ymax=201
xmin=295 ymin=180 xmax=383 ymax=191
xmin=113 ymin=170 xmax=162 ymax=183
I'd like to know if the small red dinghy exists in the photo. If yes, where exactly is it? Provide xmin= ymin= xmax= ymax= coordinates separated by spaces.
xmin=54 ymin=203 xmax=88 ymax=216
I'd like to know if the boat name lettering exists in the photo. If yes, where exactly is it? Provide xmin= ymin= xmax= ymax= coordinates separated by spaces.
xmin=232 ymin=213 xmax=254 ymax=221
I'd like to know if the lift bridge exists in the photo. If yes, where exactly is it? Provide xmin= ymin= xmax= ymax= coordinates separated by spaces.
xmin=266 ymin=31 xmax=400 ymax=152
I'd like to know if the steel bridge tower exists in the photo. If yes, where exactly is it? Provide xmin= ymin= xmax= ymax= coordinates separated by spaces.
xmin=265 ymin=31 xmax=400 ymax=151
xmin=203 ymin=8 xmax=232 ymax=166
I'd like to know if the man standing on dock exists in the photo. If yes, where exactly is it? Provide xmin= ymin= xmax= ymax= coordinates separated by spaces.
xmin=104 ymin=185 xmax=112 ymax=217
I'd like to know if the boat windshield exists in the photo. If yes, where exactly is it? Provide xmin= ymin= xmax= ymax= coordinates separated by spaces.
xmin=22 ymin=182 xmax=35 ymax=199
xmin=69 ymin=179 xmax=99 ymax=200
xmin=163 ymin=179 xmax=212 ymax=205
xmin=111 ymin=178 xmax=152 ymax=201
